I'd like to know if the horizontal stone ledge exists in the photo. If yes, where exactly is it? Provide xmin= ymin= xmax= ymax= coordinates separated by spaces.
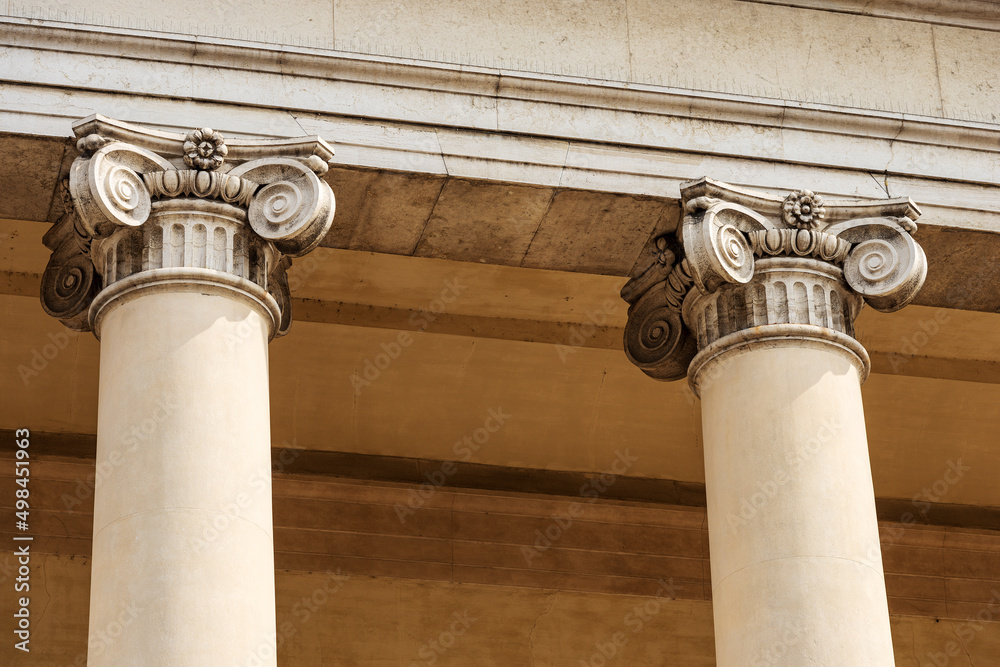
xmin=4 ymin=16 xmax=1000 ymax=200
xmin=3 ymin=15 xmax=1000 ymax=142
xmin=293 ymin=299 xmax=1000 ymax=385
xmin=5 ymin=138 xmax=1000 ymax=314
xmin=5 ymin=83 xmax=1000 ymax=210
xmin=9 ymin=98 xmax=1000 ymax=224
xmin=4 ymin=430 xmax=998 ymax=531
xmin=3 ymin=268 xmax=998 ymax=384
xmin=321 ymin=169 xmax=1000 ymax=312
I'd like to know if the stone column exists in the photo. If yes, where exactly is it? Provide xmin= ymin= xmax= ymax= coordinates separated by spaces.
xmin=621 ymin=179 xmax=927 ymax=666
xmin=40 ymin=116 xmax=335 ymax=666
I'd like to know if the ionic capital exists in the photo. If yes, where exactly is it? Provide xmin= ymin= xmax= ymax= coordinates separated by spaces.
xmin=621 ymin=178 xmax=927 ymax=388
xmin=41 ymin=115 xmax=336 ymax=337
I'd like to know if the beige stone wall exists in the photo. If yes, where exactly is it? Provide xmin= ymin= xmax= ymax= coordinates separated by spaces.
xmin=0 ymin=554 xmax=718 ymax=666
xmin=3 ymin=456 xmax=1000 ymax=665
xmin=5 ymin=0 xmax=999 ymax=121
xmin=3 ymin=280 xmax=1000 ymax=508
xmin=3 ymin=525 xmax=999 ymax=665
xmin=2 ymin=556 xmax=999 ymax=666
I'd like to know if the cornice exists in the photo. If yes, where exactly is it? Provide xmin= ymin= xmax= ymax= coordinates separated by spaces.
xmin=2 ymin=17 xmax=1000 ymax=161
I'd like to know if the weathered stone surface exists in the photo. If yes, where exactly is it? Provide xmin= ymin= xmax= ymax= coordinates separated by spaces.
xmin=413 ymin=179 xmax=553 ymax=266
xmin=14 ymin=0 xmax=334 ymax=44
xmin=16 ymin=0 xmax=996 ymax=120
xmin=629 ymin=0 xmax=942 ymax=114
xmin=744 ymin=0 xmax=1000 ymax=33
xmin=521 ymin=190 xmax=670 ymax=275
xmin=0 ymin=134 xmax=68 ymax=221
xmin=913 ymin=225 xmax=1000 ymax=313
xmin=333 ymin=0 xmax=631 ymax=76
xmin=934 ymin=23 xmax=1000 ymax=123
xmin=322 ymin=166 xmax=444 ymax=255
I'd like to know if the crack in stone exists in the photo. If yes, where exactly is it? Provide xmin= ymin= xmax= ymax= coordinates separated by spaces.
xmin=869 ymin=172 xmax=889 ymax=197
xmin=289 ymin=111 xmax=310 ymax=138
xmin=527 ymin=593 xmax=558 ymax=666
xmin=930 ymin=26 xmax=946 ymax=117
xmin=624 ymin=0 xmax=635 ymax=83
xmin=956 ymin=627 xmax=977 ymax=666
xmin=34 ymin=557 xmax=53 ymax=629
xmin=883 ymin=119 xmax=906 ymax=197
xmin=587 ymin=369 xmax=608 ymax=442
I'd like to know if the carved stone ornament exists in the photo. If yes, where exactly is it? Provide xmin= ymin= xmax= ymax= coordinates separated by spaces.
xmin=782 ymin=189 xmax=826 ymax=229
xmin=40 ymin=114 xmax=336 ymax=337
xmin=621 ymin=178 xmax=926 ymax=385
xmin=183 ymin=127 xmax=228 ymax=171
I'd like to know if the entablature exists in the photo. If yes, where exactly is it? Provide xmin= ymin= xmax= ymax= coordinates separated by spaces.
xmin=3 ymin=18 xmax=1000 ymax=314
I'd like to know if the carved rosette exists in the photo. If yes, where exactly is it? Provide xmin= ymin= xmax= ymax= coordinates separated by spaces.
xmin=40 ymin=115 xmax=336 ymax=338
xmin=621 ymin=178 xmax=927 ymax=389
xmin=183 ymin=127 xmax=228 ymax=171
xmin=782 ymin=189 xmax=826 ymax=229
